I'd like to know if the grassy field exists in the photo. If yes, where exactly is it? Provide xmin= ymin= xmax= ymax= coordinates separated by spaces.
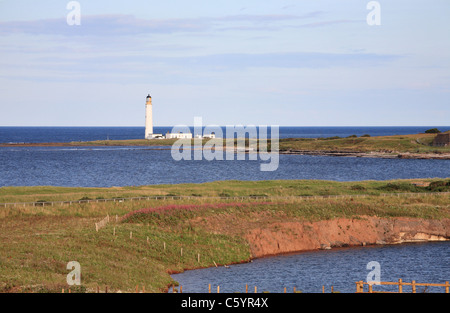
xmin=2 ymin=178 xmax=450 ymax=205
xmin=3 ymin=133 xmax=449 ymax=155
xmin=1 ymin=179 xmax=449 ymax=293
xmin=279 ymin=133 xmax=450 ymax=153
xmin=67 ymin=133 xmax=450 ymax=154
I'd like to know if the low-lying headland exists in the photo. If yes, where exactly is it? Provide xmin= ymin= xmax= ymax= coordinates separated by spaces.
xmin=1 ymin=179 xmax=449 ymax=293
xmin=1 ymin=133 xmax=449 ymax=159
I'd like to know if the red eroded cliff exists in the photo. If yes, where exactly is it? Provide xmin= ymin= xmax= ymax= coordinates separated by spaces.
xmin=244 ymin=216 xmax=450 ymax=258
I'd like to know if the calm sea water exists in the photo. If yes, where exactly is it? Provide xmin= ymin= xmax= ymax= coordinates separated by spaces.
xmin=0 ymin=146 xmax=449 ymax=187
xmin=0 ymin=126 xmax=449 ymax=187
xmin=1 ymin=126 xmax=449 ymax=143
xmin=172 ymin=241 xmax=450 ymax=293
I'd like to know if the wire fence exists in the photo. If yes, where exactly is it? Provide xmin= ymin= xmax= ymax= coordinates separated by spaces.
xmin=1 ymin=191 xmax=449 ymax=208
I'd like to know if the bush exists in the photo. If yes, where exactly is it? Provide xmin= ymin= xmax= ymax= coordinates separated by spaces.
xmin=425 ymin=128 xmax=441 ymax=134
xmin=351 ymin=185 xmax=366 ymax=191
xmin=428 ymin=180 xmax=450 ymax=192
xmin=361 ymin=134 xmax=371 ymax=137
xmin=377 ymin=183 xmax=420 ymax=192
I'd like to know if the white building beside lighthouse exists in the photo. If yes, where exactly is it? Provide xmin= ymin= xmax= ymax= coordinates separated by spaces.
xmin=144 ymin=93 xmax=194 ymax=139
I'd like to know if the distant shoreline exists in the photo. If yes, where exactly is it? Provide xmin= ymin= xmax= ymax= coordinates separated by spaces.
xmin=279 ymin=150 xmax=450 ymax=160
xmin=1 ymin=133 xmax=449 ymax=159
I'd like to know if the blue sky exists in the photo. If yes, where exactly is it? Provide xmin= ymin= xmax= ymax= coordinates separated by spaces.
xmin=0 ymin=0 xmax=449 ymax=126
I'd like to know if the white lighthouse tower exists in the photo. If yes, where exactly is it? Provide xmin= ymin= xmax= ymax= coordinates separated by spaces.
xmin=145 ymin=94 xmax=153 ymax=139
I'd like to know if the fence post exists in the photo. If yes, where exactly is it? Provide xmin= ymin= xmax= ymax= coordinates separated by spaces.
xmin=208 ymin=284 xmax=211 ymax=293
xmin=445 ymin=281 xmax=449 ymax=294
xmin=412 ymin=280 xmax=416 ymax=293
xmin=398 ymin=279 xmax=403 ymax=293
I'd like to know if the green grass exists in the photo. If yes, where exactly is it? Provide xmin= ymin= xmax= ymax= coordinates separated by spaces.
xmin=279 ymin=133 xmax=450 ymax=154
xmin=3 ymin=133 xmax=449 ymax=155
xmin=1 ymin=178 xmax=449 ymax=205
xmin=0 ymin=179 xmax=449 ymax=293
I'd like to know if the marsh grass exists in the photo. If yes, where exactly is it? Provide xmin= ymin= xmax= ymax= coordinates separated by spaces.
xmin=0 ymin=179 xmax=449 ymax=293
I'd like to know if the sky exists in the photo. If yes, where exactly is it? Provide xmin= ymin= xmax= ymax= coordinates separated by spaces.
xmin=0 ymin=0 xmax=449 ymax=127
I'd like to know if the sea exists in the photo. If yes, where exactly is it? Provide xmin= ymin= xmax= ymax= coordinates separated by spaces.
xmin=0 ymin=126 xmax=449 ymax=187
xmin=1 ymin=126 xmax=449 ymax=143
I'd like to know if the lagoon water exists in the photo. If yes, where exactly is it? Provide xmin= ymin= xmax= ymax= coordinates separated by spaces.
xmin=0 ymin=126 xmax=450 ymax=187
xmin=171 ymin=242 xmax=450 ymax=293
xmin=0 ymin=146 xmax=450 ymax=187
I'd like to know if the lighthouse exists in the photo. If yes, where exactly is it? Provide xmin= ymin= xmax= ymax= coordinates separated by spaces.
xmin=145 ymin=94 xmax=153 ymax=139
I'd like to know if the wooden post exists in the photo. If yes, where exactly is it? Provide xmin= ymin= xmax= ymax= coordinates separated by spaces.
xmin=284 ymin=287 xmax=287 ymax=293
xmin=331 ymin=286 xmax=334 ymax=293
xmin=208 ymin=284 xmax=211 ymax=293
xmin=322 ymin=285 xmax=325 ymax=293
xmin=254 ymin=286 xmax=257 ymax=293
xmin=95 ymin=223 xmax=98 ymax=232
xmin=163 ymin=242 xmax=166 ymax=251
xmin=180 ymin=248 xmax=183 ymax=257
xmin=245 ymin=284 xmax=248 ymax=293
xmin=217 ymin=285 xmax=220 ymax=293
xmin=368 ymin=284 xmax=373 ymax=293
xmin=293 ymin=287 xmax=296 ymax=293
xmin=398 ymin=279 xmax=403 ymax=293
xmin=105 ymin=286 xmax=108 ymax=293
xmin=412 ymin=280 xmax=416 ymax=293
xmin=172 ymin=284 xmax=175 ymax=293
xmin=198 ymin=253 xmax=200 ymax=263
xmin=136 ymin=285 xmax=138 ymax=293
xmin=446 ymin=281 xmax=449 ymax=294
xmin=130 ymin=231 xmax=132 ymax=239
xmin=180 ymin=285 xmax=182 ymax=293
xmin=62 ymin=288 xmax=64 ymax=293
